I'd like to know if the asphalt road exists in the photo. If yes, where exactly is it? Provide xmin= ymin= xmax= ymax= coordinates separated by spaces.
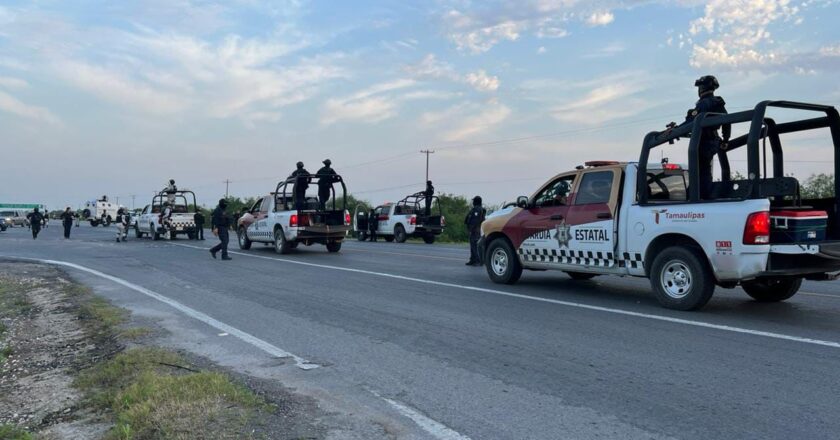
xmin=2 ymin=224 xmax=840 ymax=439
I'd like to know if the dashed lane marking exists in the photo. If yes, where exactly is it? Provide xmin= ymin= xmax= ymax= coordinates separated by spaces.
xmin=172 ymin=242 xmax=840 ymax=350
xmin=0 ymin=256 xmax=319 ymax=370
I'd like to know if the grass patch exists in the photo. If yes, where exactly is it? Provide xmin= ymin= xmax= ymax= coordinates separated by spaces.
xmin=76 ymin=348 xmax=266 ymax=440
xmin=77 ymin=296 xmax=126 ymax=335
xmin=0 ymin=281 xmax=33 ymax=317
xmin=0 ymin=321 xmax=6 ymax=335
xmin=0 ymin=424 xmax=34 ymax=440
xmin=119 ymin=327 xmax=152 ymax=340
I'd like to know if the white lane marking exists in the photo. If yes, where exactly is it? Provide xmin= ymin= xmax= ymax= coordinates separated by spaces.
xmin=369 ymin=390 xmax=472 ymax=440
xmin=1 ymin=256 xmax=319 ymax=370
xmin=173 ymin=243 xmax=840 ymax=350
xmin=801 ymin=291 xmax=840 ymax=299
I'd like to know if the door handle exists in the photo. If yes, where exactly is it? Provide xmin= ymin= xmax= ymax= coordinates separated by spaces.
xmin=596 ymin=213 xmax=612 ymax=219
xmin=550 ymin=214 xmax=564 ymax=221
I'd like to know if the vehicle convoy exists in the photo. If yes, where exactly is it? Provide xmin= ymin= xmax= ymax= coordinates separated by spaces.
xmin=237 ymin=173 xmax=351 ymax=253
xmin=354 ymin=192 xmax=445 ymax=243
xmin=479 ymin=101 xmax=840 ymax=310
xmin=135 ymin=189 xmax=199 ymax=240
xmin=81 ymin=197 xmax=122 ymax=226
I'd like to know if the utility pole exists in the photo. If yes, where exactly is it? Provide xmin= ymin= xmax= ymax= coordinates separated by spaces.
xmin=420 ymin=149 xmax=435 ymax=182
xmin=130 ymin=195 xmax=136 ymax=210
xmin=224 ymin=179 xmax=231 ymax=198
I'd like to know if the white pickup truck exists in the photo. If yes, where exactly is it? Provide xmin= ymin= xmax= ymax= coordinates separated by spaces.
xmin=237 ymin=174 xmax=351 ymax=253
xmin=480 ymin=101 xmax=840 ymax=310
xmin=135 ymin=190 xmax=199 ymax=240
xmin=354 ymin=193 xmax=445 ymax=244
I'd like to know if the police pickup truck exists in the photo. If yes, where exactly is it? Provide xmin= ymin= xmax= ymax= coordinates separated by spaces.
xmin=354 ymin=193 xmax=445 ymax=243
xmin=135 ymin=189 xmax=199 ymax=240
xmin=237 ymin=174 xmax=351 ymax=254
xmin=480 ymin=101 xmax=840 ymax=310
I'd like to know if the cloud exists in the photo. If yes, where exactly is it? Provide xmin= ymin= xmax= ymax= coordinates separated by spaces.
xmin=586 ymin=11 xmax=615 ymax=26
xmin=464 ymin=70 xmax=500 ymax=92
xmin=0 ymin=90 xmax=61 ymax=125
xmin=321 ymin=79 xmax=417 ymax=125
xmin=405 ymin=54 xmax=501 ymax=93
xmin=0 ymin=76 xmax=28 ymax=89
xmin=437 ymin=101 xmax=512 ymax=141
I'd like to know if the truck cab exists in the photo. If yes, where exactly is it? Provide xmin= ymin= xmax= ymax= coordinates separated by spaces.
xmin=480 ymin=100 xmax=840 ymax=310
xmin=237 ymin=174 xmax=351 ymax=254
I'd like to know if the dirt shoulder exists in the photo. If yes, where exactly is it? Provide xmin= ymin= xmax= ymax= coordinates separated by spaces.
xmin=0 ymin=262 xmax=324 ymax=439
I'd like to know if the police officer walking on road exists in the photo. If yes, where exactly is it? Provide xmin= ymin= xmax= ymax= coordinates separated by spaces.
xmin=465 ymin=196 xmax=486 ymax=266
xmin=194 ymin=210 xmax=206 ymax=240
xmin=61 ymin=207 xmax=74 ymax=239
xmin=669 ymin=75 xmax=731 ymax=199
xmin=27 ymin=208 xmax=44 ymax=239
xmin=316 ymin=159 xmax=337 ymax=210
xmin=210 ymin=199 xmax=232 ymax=260
xmin=289 ymin=162 xmax=311 ymax=210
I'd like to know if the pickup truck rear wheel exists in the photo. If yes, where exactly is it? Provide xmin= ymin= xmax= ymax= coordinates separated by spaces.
xmin=134 ymin=225 xmax=144 ymax=238
xmin=650 ymin=246 xmax=715 ymax=311
xmin=326 ymin=241 xmax=341 ymax=253
xmin=151 ymin=224 xmax=161 ymax=241
xmin=394 ymin=225 xmax=407 ymax=243
xmin=742 ymin=278 xmax=802 ymax=302
xmin=273 ymin=227 xmax=291 ymax=254
xmin=357 ymin=231 xmax=367 ymax=241
xmin=486 ymin=238 xmax=522 ymax=284
xmin=238 ymin=227 xmax=252 ymax=250
xmin=423 ymin=234 xmax=436 ymax=244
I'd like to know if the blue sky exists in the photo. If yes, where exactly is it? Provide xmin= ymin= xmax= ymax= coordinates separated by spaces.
xmin=1 ymin=0 xmax=839 ymax=209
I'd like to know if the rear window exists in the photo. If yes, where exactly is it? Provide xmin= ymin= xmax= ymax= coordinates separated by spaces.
xmin=575 ymin=171 xmax=614 ymax=205
xmin=0 ymin=211 xmax=14 ymax=217
xmin=647 ymin=171 xmax=688 ymax=202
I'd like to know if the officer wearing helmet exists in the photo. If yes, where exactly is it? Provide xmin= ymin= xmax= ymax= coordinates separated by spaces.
xmin=288 ymin=162 xmax=311 ymax=210
xmin=26 ymin=207 xmax=44 ymax=239
xmin=316 ymin=159 xmax=338 ymax=210
xmin=464 ymin=196 xmax=487 ymax=266
xmin=670 ymin=75 xmax=731 ymax=199
xmin=115 ymin=208 xmax=129 ymax=242
xmin=210 ymin=198 xmax=232 ymax=260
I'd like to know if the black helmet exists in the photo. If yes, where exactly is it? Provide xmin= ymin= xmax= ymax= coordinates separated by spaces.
xmin=34 ymin=207 xmax=39 ymax=212
xmin=218 ymin=198 xmax=228 ymax=208
xmin=296 ymin=161 xmax=304 ymax=169
xmin=695 ymin=75 xmax=719 ymax=94
xmin=473 ymin=196 xmax=482 ymax=205
xmin=169 ymin=179 xmax=175 ymax=184
xmin=323 ymin=159 xmax=331 ymax=166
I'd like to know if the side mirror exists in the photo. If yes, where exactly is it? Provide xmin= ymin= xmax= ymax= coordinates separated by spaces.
xmin=516 ymin=196 xmax=529 ymax=208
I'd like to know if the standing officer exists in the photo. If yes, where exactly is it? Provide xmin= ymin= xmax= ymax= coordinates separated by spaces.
xmin=316 ymin=159 xmax=338 ymax=210
xmin=164 ymin=179 xmax=178 ymax=204
xmin=194 ymin=210 xmax=206 ymax=240
xmin=42 ymin=210 xmax=49 ymax=228
xmin=368 ymin=208 xmax=378 ymax=242
xmin=61 ymin=207 xmax=74 ymax=239
xmin=424 ymin=180 xmax=434 ymax=216
xmin=670 ymin=75 xmax=731 ymax=199
xmin=464 ymin=196 xmax=486 ymax=266
xmin=288 ymin=162 xmax=311 ymax=210
xmin=26 ymin=208 xmax=44 ymax=239
xmin=210 ymin=199 xmax=232 ymax=260
xmin=115 ymin=208 xmax=129 ymax=242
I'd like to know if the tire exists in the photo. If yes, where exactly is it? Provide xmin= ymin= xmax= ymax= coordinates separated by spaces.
xmin=485 ymin=238 xmax=523 ymax=284
xmin=394 ymin=225 xmax=407 ymax=243
xmin=742 ymin=278 xmax=802 ymax=302
xmin=423 ymin=234 xmax=436 ymax=244
xmin=357 ymin=232 xmax=367 ymax=242
xmin=104 ymin=217 xmax=112 ymax=227
xmin=326 ymin=241 xmax=342 ymax=253
xmin=384 ymin=236 xmax=394 ymax=243
xmin=238 ymin=227 xmax=252 ymax=250
xmin=134 ymin=225 xmax=144 ymax=238
xmin=566 ymin=271 xmax=597 ymax=281
xmin=90 ymin=220 xmax=98 ymax=227
xmin=273 ymin=227 xmax=291 ymax=254
xmin=152 ymin=224 xmax=161 ymax=241
xmin=649 ymin=246 xmax=715 ymax=311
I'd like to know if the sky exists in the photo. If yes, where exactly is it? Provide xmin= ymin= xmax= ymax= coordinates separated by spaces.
xmin=1 ymin=0 xmax=839 ymax=210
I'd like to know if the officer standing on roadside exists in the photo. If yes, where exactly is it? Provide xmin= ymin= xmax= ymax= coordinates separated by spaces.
xmin=424 ymin=180 xmax=434 ymax=216
xmin=464 ymin=196 xmax=486 ymax=266
xmin=61 ymin=207 xmax=74 ymax=239
xmin=316 ymin=159 xmax=337 ymax=210
xmin=194 ymin=210 xmax=206 ymax=240
xmin=26 ymin=208 xmax=44 ymax=239
xmin=669 ymin=75 xmax=731 ymax=199
xmin=115 ymin=208 xmax=129 ymax=242
xmin=368 ymin=208 xmax=378 ymax=242
xmin=210 ymin=199 xmax=232 ymax=260
xmin=289 ymin=162 xmax=311 ymax=210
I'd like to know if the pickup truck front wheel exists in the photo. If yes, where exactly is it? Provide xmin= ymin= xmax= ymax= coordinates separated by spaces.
xmin=273 ymin=227 xmax=291 ymax=254
xmin=742 ymin=278 xmax=802 ymax=302
xmin=238 ymin=227 xmax=252 ymax=250
xmin=650 ymin=246 xmax=714 ymax=311
xmin=485 ymin=238 xmax=522 ymax=284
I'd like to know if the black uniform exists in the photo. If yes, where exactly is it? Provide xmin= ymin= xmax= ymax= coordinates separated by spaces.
xmin=210 ymin=202 xmax=231 ymax=260
xmin=289 ymin=168 xmax=311 ymax=210
xmin=679 ymin=94 xmax=730 ymax=199
xmin=464 ymin=204 xmax=486 ymax=265
xmin=424 ymin=181 xmax=434 ymax=216
xmin=368 ymin=210 xmax=378 ymax=242
xmin=27 ymin=211 xmax=44 ymax=239
xmin=60 ymin=210 xmax=74 ymax=238
xmin=194 ymin=212 xmax=205 ymax=240
xmin=316 ymin=165 xmax=337 ymax=210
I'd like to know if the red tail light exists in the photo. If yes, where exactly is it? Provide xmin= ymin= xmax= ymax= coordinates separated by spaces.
xmin=663 ymin=163 xmax=682 ymax=170
xmin=743 ymin=211 xmax=770 ymax=244
xmin=344 ymin=211 xmax=351 ymax=225
xmin=378 ymin=215 xmax=389 ymax=221
xmin=290 ymin=214 xmax=298 ymax=227
xmin=409 ymin=215 xmax=416 ymax=225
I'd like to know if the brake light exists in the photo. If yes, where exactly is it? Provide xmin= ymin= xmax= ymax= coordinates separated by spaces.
xmin=409 ymin=215 xmax=416 ymax=225
xmin=344 ymin=211 xmax=351 ymax=225
xmin=743 ymin=211 xmax=770 ymax=244
xmin=663 ymin=163 xmax=681 ymax=170
xmin=379 ymin=215 xmax=389 ymax=221
xmin=290 ymin=214 xmax=298 ymax=227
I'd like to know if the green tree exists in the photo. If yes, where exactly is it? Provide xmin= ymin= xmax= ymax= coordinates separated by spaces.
xmin=800 ymin=173 xmax=835 ymax=199
xmin=435 ymin=193 xmax=471 ymax=243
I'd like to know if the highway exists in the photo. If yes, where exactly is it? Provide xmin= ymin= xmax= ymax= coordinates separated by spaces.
xmin=2 ymin=224 xmax=840 ymax=439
